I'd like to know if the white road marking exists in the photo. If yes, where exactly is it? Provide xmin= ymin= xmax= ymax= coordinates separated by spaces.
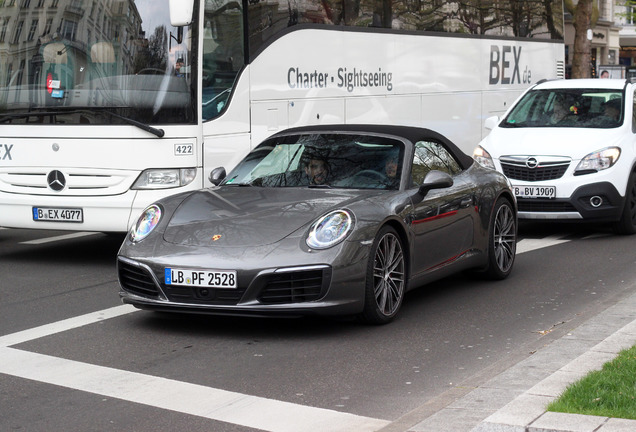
xmin=0 ymin=305 xmax=137 ymax=348
xmin=0 ymin=305 xmax=389 ymax=432
xmin=19 ymin=231 xmax=100 ymax=245
xmin=516 ymin=234 xmax=571 ymax=255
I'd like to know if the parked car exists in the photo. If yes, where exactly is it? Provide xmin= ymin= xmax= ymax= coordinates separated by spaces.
xmin=474 ymin=78 xmax=636 ymax=234
xmin=117 ymin=125 xmax=517 ymax=324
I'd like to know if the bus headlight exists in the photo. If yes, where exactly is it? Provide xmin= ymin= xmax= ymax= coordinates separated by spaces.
xmin=132 ymin=168 xmax=197 ymax=189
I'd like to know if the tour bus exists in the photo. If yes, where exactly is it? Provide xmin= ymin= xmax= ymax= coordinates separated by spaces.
xmin=0 ymin=0 xmax=565 ymax=233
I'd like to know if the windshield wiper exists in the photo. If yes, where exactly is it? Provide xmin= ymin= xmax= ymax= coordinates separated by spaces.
xmin=0 ymin=109 xmax=165 ymax=138
xmin=93 ymin=109 xmax=165 ymax=138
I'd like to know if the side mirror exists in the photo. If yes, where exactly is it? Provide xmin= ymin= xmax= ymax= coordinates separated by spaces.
xmin=418 ymin=170 xmax=453 ymax=196
xmin=169 ymin=0 xmax=195 ymax=26
xmin=484 ymin=116 xmax=500 ymax=131
xmin=209 ymin=167 xmax=226 ymax=186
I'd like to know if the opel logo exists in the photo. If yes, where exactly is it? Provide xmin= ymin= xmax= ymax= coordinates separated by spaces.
xmin=525 ymin=157 xmax=539 ymax=169
xmin=47 ymin=170 xmax=66 ymax=191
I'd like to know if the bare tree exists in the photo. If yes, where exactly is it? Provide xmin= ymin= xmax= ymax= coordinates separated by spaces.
xmin=565 ymin=0 xmax=598 ymax=78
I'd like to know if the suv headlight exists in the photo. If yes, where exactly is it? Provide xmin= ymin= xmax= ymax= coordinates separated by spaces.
xmin=132 ymin=168 xmax=197 ymax=189
xmin=575 ymin=147 xmax=621 ymax=175
xmin=306 ymin=210 xmax=354 ymax=249
xmin=473 ymin=146 xmax=495 ymax=170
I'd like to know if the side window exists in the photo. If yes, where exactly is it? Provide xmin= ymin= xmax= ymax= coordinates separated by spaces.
xmin=411 ymin=141 xmax=462 ymax=185
xmin=203 ymin=0 xmax=245 ymax=121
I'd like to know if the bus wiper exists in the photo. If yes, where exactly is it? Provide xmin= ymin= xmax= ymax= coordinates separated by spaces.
xmin=86 ymin=109 xmax=165 ymax=138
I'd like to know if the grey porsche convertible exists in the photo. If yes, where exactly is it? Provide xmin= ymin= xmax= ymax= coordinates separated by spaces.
xmin=117 ymin=125 xmax=517 ymax=324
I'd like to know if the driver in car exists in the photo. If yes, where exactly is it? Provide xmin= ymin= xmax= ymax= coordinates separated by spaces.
xmin=305 ymin=157 xmax=329 ymax=185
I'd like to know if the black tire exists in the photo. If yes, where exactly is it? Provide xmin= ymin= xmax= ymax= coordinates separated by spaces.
xmin=484 ymin=197 xmax=516 ymax=280
xmin=613 ymin=172 xmax=636 ymax=235
xmin=360 ymin=226 xmax=406 ymax=325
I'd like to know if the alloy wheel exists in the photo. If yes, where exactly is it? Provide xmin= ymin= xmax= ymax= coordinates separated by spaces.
xmin=493 ymin=203 xmax=516 ymax=273
xmin=373 ymin=232 xmax=405 ymax=317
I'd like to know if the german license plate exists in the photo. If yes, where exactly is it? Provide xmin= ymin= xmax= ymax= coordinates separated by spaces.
xmin=33 ymin=207 xmax=84 ymax=222
xmin=165 ymin=268 xmax=237 ymax=289
xmin=513 ymin=185 xmax=556 ymax=199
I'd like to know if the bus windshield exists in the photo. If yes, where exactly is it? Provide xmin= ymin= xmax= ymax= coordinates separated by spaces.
xmin=0 ymin=0 xmax=199 ymax=126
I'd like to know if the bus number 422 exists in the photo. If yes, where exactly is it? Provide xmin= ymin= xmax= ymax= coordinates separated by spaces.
xmin=175 ymin=144 xmax=193 ymax=155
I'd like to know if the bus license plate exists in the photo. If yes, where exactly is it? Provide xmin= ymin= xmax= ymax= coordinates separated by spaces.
xmin=33 ymin=207 xmax=84 ymax=223
xmin=165 ymin=268 xmax=237 ymax=289
xmin=513 ymin=186 xmax=556 ymax=199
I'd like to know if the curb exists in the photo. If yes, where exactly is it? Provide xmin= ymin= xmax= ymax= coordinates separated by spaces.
xmin=406 ymin=290 xmax=636 ymax=432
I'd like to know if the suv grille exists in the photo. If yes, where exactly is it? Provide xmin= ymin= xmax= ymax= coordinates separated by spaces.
xmin=500 ymin=157 xmax=570 ymax=182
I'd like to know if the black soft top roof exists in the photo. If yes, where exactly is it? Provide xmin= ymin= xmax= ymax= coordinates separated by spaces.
xmin=269 ymin=124 xmax=474 ymax=170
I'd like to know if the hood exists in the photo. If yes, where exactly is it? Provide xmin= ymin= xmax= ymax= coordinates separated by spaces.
xmin=162 ymin=187 xmax=369 ymax=247
xmin=482 ymin=126 xmax=627 ymax=160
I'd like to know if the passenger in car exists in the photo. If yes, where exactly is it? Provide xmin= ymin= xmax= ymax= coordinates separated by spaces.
xmin=590 ymin=98 xmax=622 ymax=127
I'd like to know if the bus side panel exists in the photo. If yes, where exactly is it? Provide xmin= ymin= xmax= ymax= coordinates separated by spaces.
xmin=251 ymin=100 xmax=290 ymax=146
xmin=288 ymin=99 xmax=344 ymax=127
xmin=419 ymin=92 xmax=483 ymax=152
xmin=345 ymin=95 xmax=421 ymax=128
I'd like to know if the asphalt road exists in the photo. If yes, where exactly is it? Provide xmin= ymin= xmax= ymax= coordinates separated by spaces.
xmin=1 ymin=222 xmax=636 ymax=432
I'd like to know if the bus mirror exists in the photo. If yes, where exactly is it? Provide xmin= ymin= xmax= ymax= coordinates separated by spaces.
xmin=209 ymin=167 xmax=226 ymax=186
xmin=484 ymin=116 xmax=500 ymax=130
xmin=169 ymin=0 xmax=194 ymax=26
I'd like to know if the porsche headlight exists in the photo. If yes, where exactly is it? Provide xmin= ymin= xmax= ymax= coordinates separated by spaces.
xmin=575 ymin=147 xmax=621 ymax=174
xmin=130 ymin=204 xmax=162 ymax=242
xmin=306 ymin=210 xmax=354 ymax=249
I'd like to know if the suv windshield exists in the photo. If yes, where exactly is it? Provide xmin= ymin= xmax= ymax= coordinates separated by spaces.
xmin=502 ymin=88 xmax=624 ymax=129
xmin=0 ymin=0 xmax=197 ymax=125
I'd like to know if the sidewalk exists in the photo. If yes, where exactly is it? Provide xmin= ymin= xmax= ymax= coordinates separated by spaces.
xmin=399 ymin=289 xmax=636 ymax=432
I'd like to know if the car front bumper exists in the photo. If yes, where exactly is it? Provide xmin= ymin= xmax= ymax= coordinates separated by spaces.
xmin=517 ymin=181 xmax=623 ymax=222
xmin=117 ymin=242 xmax=370 ymax=318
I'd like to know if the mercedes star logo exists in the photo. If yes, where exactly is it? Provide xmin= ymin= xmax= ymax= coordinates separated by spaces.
xmin=47 ymin=170 xmax=66 ymax=192
xmin=525 ymin=157 xmax=539 ymax=169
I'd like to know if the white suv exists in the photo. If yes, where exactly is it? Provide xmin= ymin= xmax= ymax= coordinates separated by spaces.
xmin=474 ymin=78 xmax=636 ymax=234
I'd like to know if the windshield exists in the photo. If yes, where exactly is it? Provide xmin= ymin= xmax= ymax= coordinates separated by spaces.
xmin=0 ymin=0 xmax=197 ymax=125
xmin=222 ymin=133 xmax=404 ymax=190
xmin=502 ymin=88 xmax=624 ymax=129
